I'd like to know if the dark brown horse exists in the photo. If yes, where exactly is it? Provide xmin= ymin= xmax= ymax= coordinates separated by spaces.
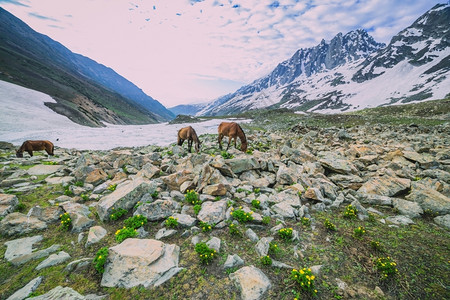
xmin=218 ymin=122 xmax=247 ymax=152
xmin=16 ymin=140 xmax=54 ymax=158
xmin=177 ymin=126 xmax=201 ymax=153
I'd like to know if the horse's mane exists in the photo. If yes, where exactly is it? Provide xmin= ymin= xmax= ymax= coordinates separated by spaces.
xmin=237 ymin=124 xmax=247 ymax=143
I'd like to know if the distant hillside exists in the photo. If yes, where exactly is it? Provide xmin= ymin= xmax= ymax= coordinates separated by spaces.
xmin=168 ymin=103 xmax=208 ymax=116
xmin=0 ymin=7 xmax=174 ymax=127
xmin=196 ymin=3 xmax=450 ymax=116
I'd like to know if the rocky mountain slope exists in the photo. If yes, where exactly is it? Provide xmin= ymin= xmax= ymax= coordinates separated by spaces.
xmin=0 ymin=103 xmax=449 ymax=299
xmin=190 ymin=3 xmax=450 ymax=116
xmin=0 ymin=8 xmax=174 ymax=126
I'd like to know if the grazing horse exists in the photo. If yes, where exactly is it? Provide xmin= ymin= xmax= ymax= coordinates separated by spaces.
xmin=218 ymin=122 xmax=247 ymax=152
xmin=177 ymin=126 xmax=201 ymax=153
xmin=16 ymin=140 xmax=54 ymax=158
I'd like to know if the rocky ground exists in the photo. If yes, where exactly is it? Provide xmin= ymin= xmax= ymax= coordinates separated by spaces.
xmin=0 ymin=108 xmax=449 ymax=299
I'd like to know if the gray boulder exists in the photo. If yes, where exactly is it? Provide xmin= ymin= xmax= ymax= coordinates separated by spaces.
xmin=85 ymin=226 xmax=108 ymax=248
xmin=35 ymin=251 xmax=71 ymax=270
xmin=358 ymin=176 xmax=411 ymax=197
xmin=4 ymin=235 xmax=60 ymax=266
xmin=0 ymin=193 xmax=18 ymax=217
xmin=434 ymin=214 xmax=450 ymax=230
xmin=135 ymin=199 xmax=180 ymax=221
xmin=197 ymin=200 xmax=227 ymax=225
xmin=101 ymin=238 xmax=182 ymax=289
xmin=60 ymin=202 xmax=94 ymax=233
xmin=6 ymin=276 xmax=43 ymax=300
xmin=96 ymin=177 xmax=156 ymax=221
xmin=0 ymin=212 xmax=47 ymax=236
xmin=230 ymin=265 xmax=271 ymax=300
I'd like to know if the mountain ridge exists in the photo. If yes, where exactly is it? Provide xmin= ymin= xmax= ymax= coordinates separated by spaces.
xmin=170 ymin=3 xmax=450 ymax=117
xmin=0 ymin=7 xmax=174 ymax=126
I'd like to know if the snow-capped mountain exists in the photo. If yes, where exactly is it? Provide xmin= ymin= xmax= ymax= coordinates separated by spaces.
xmin=195 ymin=3 xmax=450 ymax=116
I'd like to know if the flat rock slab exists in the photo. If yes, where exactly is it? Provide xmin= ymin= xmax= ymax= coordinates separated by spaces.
xmin=6 ymin=276 xmax=43 ymax=300
xmin=230 ymin=265 xmax=272 ymax=300
xmin=96 ymin=177 xmax=156 ymax=221
xmin=27 ymin=165 xmax=64 ymax=176
xmin=0 ymin=212 xmax=47 ymax=236
xmin=101 ymin=238 xmax=181 ymax=289
xmin=85 ymin=226 xmax=108 ymax=248
xmin=36 ymin=251 xmax=71 ymax=270
xmin=0 ymin=193 xmax=18 ymax=217
xmin=4 ymin=235 xmax=60 ymax=266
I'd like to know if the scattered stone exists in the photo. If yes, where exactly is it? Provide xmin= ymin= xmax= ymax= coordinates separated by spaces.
xmin=35 ymin=251 xmax=71 ymax=270
xmin=0 ymin=193 xmax=18 ymax=217
xmin=6 ymin=276 xmax=43 ymax=300
xmin=155 ymin=227 xmax=177 ymax=240
xmin=386 ymin=215 xmax=415 ymax=225
xmin=197 ymin=200 xmax=227 ymax=225
xmin=85 ymin=226 xmax=108 ymax=248
xmin=101 ymin=238 xmax=181 ymax=288
xmin=434 ymin=214 xmax=450 ymax=230
xmin=135 ymin=199 xmax=180 ymax=221
xmin=224 ymin=254 xmax=244 ymax=269
xmin=229 ymin=265 xmax=271 ymax=300
xmin=0 ymin=212 xmax=47 ymax=236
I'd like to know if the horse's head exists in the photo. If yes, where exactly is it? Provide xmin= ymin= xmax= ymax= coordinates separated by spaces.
xmin=240 ymin=142 xmax=247 ymax=153
xmin=16 ymin=150 xmax=23 ymax=158
xmin=195 ymin=140 xmax=202 ymax=153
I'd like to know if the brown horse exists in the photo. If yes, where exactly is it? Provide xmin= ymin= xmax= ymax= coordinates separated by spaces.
xmin=16 ymin=140 xmax=54 ymax=158
xmin=177 ymin=126 xmax=201 ymax=153
xmin=218 ymin=122 xmax=247 ymax=152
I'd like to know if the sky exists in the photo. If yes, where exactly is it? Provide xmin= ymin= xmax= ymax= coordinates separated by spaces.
xmin=0 ymin=0 xmax=443 ymax=108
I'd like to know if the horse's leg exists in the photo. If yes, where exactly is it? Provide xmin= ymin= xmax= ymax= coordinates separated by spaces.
xmin=218 ymin=134 xmax=223 ymax=150
xmin=188 ymin=139 xmax=192 ymax=153
xmin=226 ymin=136 xmax=231 ymax=150
xmin=234 ymin=136 xmax=237 ymax=149
xmin=28 ymin=150 xmax=33 ymax=157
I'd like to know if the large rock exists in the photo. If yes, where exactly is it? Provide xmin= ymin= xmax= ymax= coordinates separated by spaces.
xmin=318 ymin=153 xmax=358 ymax=175
xmin=434 ymin=214 xmax=450 ymax=230
xmin=85 ymin=226 xmax=108 ymax=248
xmin=96 ymin=177 xmax=156 ymax=221
xmin=135 ymin=199 xmax=180 ymax=221
xmin=230 ymin=265 xmax=271 ymax=300
xmin=160 ymin=170 xmax=194 ymax=190
xmin=358 ymin=176 xmax=411 ymax=197
xmin=405 ymin=184 xmax=450 ymax=215
xmin=85 ymin=169 xmax=108 ymax=185
xmin=4 ymin=235 xmax=60 ymax=266
xmin=392 ymin=199 xmax=423 ymax=218
xmin=0 ymin=212 xmax=47 ymax=236
xmin=0 ymin=193 xmax=18 ymax=217
xmin=226 ymin=157 xmax=260 ymax=174
xmin=197 ymin=200 xmax=227 ymax=225
xmin=101 ymin=238 xmax=182 ymax=288
xmin=6 ymin=276 xmax=43 ymax=300
xmin=27 ymin=286 xmax=88 ymax=300
xmin=202 ymin=183 xmax=228 ymax=196
xmin=271 ymin=202 xmax=296 ymax=219
xmin=35 ymin=251 xmax=71 ymax=270
xmin=276 ymin=164 xmax=300 ymax=185
xmin=27 ymin=165 xmax=64 ymax=176
xmin=60 ymin=202 xmax=95 ymax=233
xmin=136 ymin=163 xmax=161 ymax=179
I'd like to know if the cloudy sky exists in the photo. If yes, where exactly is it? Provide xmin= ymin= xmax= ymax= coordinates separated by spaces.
xmin=0 ymin=0 xmax=442 ymax=107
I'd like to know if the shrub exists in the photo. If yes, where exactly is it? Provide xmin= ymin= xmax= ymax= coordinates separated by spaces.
xmin=370 ymin=240 xmax=383 ymax=252
xmin=107 ymin=184 xmax=117 ymax=192
xmin=59 ymin=212 xmax=72 ymax=231
xmin=220 ymin=151 xmax=234 ymax=159
xmin=124 ymin=214 xmax=147 ymax=229
xmin=278 ymin=227 xmax=293 ymax=240
xmin=64 ymin=186 xmax=74 ymax=196
xmin=251 ymin=199 xmax=261 ymax=209
xmin=291 ymin=267 xmax=318 ymax=296
xmin=253 ymin=187 xmax=260 ymax=194
xmin=353 ymin=226 xmax=366 ymax=238
xmin=195 ymin=242 xmax=217 ymax=264
xmin=262 ymin=216 xmax=271 ymax=225
xmin=301 ymin=217 xmax=311 ymax=226
xmin=80 ymin=194 xmax=89 ymax=201
xmin=93 ymin=247 xmax=109 ymax=274
xmin=193 ymin=204 xmax=202 ymax=215
xmin=375 ymin=256 xmax=398 ymax=279
xmin=198 ymin=221 xmax=213 ymax=232
xmin=343 ymin=204 xmax=358 ymax=219
xmin=165 ymin=216 xmax=179 ymax=228
xmin=75 ymin=181 xmax=84 ymax=187
xmin=185 ymin=189 xmax=200 ymax=205
xmin=115 ymin=227 xmax=138 ymax=243
xmin=109 ymin=208 xmax=128 ymax=221
xmin=151 ymin=191 xmax=159 ymax=199
xmin=229 ymin=223 xmax=242 ymax=236
xmin=324 ymin=219 xmax=336 ymax=231
xmin=230 ymin=207 xmax=254 ymax=223
xmin=260 ymin=255 xmax=272 ymax=266
xmin=269 ymin=241 xmax=280 ymax=256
